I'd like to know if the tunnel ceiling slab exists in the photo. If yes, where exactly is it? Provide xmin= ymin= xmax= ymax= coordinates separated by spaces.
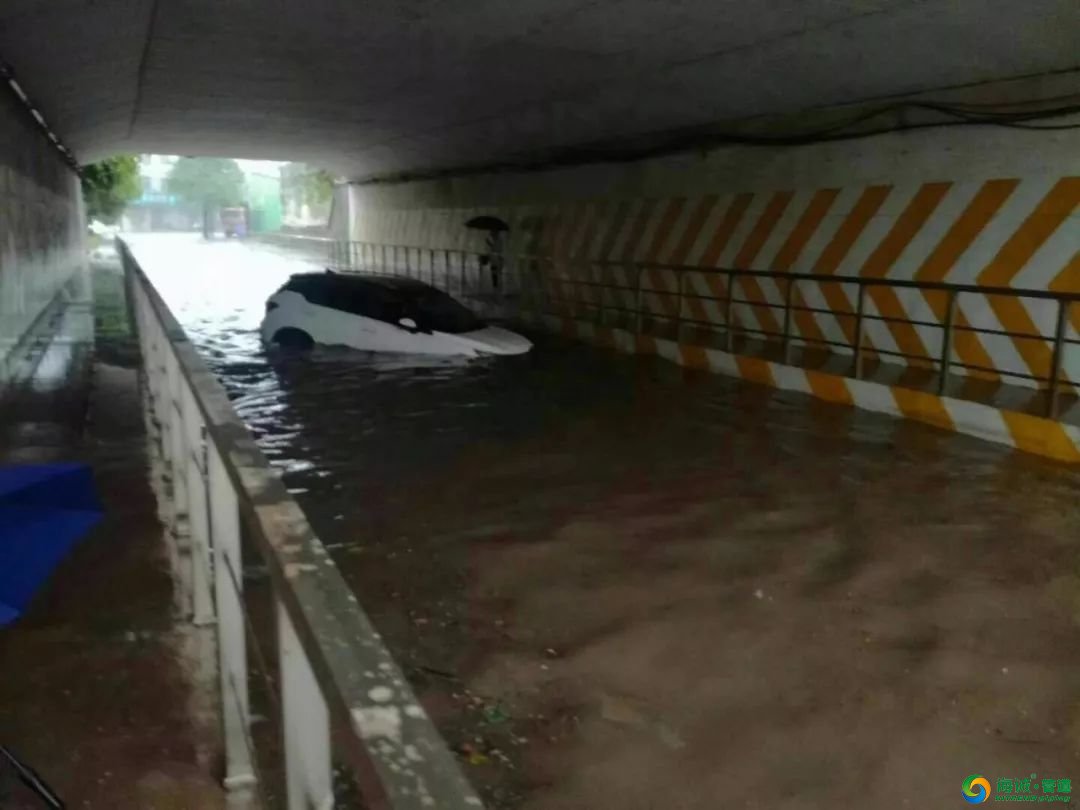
xmin=1 ymin=0 xmax=1077 ymax=179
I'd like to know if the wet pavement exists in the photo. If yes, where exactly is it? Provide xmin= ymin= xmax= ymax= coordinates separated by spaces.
xmin=131 ymin=233 xmax=1080 ymax=809
xmin=0 ymin=276 xmax=226 ymax=808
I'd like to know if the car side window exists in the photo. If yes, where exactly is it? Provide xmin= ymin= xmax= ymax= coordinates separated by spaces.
xmin=328 ymin=282 xmax=410 ymax=326
xmin=413 ymin=288 xmax=484 ymax=333
xmin=283 ymin=277 xmax=333 ymax=307
xmin=326 ymin=281 xmax=374 ymax=318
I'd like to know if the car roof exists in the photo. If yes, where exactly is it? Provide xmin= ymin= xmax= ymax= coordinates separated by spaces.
xmin=288 ymin=271 xmax=437 ymax=294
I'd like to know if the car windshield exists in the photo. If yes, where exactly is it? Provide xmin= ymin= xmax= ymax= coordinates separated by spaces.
xmin=408 ymin=287 xmax=484 ymax=334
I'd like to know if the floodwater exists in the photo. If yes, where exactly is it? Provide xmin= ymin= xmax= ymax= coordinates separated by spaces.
xmin=131 ymin=234 xmax=1080 ymax=809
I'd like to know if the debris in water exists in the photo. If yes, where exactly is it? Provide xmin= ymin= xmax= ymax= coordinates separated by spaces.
xmin=460 ymin=742 xmax=490 ymax=766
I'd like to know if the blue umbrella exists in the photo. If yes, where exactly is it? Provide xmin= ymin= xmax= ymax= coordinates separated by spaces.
xmin=0 ymin=463 xmax=103 ymax=626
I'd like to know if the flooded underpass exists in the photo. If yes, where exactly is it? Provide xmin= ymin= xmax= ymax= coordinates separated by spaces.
xmin=130 ymin=233 xmax=1080 ymax=809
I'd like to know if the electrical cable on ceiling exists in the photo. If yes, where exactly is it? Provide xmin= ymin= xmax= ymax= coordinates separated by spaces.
xmin=373 ymin=90 xmax=1080 ymax=183
xmin=639 ymin=99 xmax=1080 ymax=150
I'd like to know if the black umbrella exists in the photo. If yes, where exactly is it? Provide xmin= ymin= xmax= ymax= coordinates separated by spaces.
xmin=464 ymin=215 xmax=509 ymax=232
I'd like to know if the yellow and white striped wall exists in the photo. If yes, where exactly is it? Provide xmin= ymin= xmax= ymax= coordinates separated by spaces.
xmin=525 ymin=311 xmax=1080 ymax=464
xmin=348 ymin=121 xmax=1080 ymax=452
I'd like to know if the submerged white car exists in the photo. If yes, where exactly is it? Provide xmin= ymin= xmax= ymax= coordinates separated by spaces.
xmin=260 ymin=271 xmax=532 ymax=356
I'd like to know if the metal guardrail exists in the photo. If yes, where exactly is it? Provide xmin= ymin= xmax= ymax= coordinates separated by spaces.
xmin=328 ymin=241 xmax=521 ymax=304
xmin=120 ymin=240 xmax=484 ymax=810
xmin=331 ymin=240 xmax=1079 ymax=419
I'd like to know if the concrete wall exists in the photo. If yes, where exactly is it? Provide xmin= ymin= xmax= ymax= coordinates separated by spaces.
xmin=348 ymin=119 xmax=1080 ymax=392
xmin=0 ymin=87 xmax=86 ymax=384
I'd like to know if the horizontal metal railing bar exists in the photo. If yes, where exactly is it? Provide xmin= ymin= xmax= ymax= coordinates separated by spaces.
xmin=601 ymin=304 xmax=1070 ymax=349
xmin=547 ymin=289 xmax=1065 ymax=335
xmin=862 ymin=314 xmax=1053 ymax=342
xmin=947 ymin=360 xmax=1046 ymax=382
xmin=788 ymin=304 xmax=858 ymax=320
xmin=518 ymin=255 xmax=1080 ymax=303
xmin=842 ymin=347 xmax=1048 ymax=383
xmin=552 ymin=287 xmax=1066 ymax=345
xmin=546 ymin=304 xmax=1057 ymax=384
xmin=679 ymin=317 xmax=768 ymax=333
xmin=120 ymin=241 xmax=483 ymax=810
xmin=791 ymin=337 xmax=859 ymax=351
xmin=340 ymin=241 xmax=1076 ymax=388
xmin=864 ymin=346 xmax=936 ymax=362
xmin=340 ymin=242 xmax=1079 ymax=306
xmin=559 ymin=289 xmax=1065 ymax=340
xmin=951 ymin=325 xmax=1056 ymax=342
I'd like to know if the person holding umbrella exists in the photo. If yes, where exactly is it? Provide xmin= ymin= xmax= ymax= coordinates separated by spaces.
xmin=465 ymin=215 xmax=509 ymax=292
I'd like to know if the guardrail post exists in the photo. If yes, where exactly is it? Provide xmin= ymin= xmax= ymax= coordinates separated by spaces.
xmin=279 ymin=598 xmax=333 ymax=810
xmin=145 ymin=314 xmax=165 ymax=436
xmin=724 ymin=271 xmax=735 ymax=352
xmin=852 ymin=284 xmax=866 ymax=380
xmin=208 ymin=442 xmax=257 ymax=793
xmin=1047 ymin=299 xmax=1068 ymax=419
xmin=938 ymin=289 xmax=957 ymax=395
xmin=596 ymin=264 xmax=607 ymax=327
xmin=634 ymin=266 xmax=645 ymax=334
xmin=544 ymin=260 xmax=553 ymax=315
xmin=183 ymin=390 xmax=215 ymax=627
xmin=166 ymin=350 xmax=194 ymax=618
xmin=535 ymin=262 xmax=544 ymax=315
xmin=781 ymin=276 xmax=795 ymax=364
xmin=675 ymin=269 xmax=686 ymax=343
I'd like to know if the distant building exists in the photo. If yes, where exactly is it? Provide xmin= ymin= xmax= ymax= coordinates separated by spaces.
xmin=242 ymin=169 xmax=283 ymax=233
xmin=123 ymin=155 xmax=200 ymax=231
xmin=280 ymin=163 xmax=332 ymax=230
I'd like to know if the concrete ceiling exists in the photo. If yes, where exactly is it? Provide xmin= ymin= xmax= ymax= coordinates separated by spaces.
xmin=2 ymin=0 xmax=1078 ymax=181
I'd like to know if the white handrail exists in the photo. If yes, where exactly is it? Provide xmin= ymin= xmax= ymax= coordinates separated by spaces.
xmin=121 ymin=240 xmax=484 ymax=810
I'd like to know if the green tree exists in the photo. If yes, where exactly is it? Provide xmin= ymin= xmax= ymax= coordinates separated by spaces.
xmin=299 ymin=168 xmax=334 ymax=206
xmin=81 ymin=155 xmax=141 ymax=223
xmin=166 ymin=157 xmax=245 ymax=236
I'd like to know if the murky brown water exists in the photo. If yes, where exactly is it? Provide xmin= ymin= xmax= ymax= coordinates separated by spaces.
xmin=133 ymin=234 xmax=1080 ymax=809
